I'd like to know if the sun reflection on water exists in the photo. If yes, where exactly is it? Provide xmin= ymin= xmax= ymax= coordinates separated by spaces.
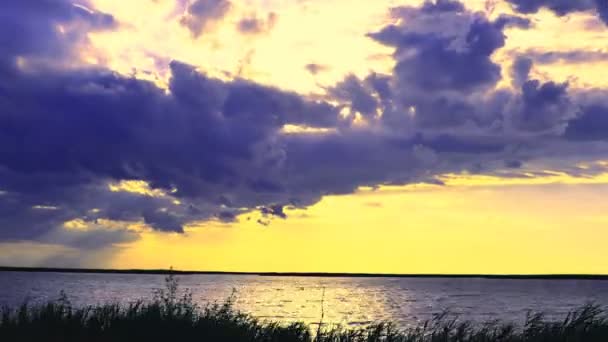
xmin=188 ymin=277 xmax=404 ymax=328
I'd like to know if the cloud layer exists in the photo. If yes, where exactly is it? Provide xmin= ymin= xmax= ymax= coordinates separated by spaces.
xmin=1 ymin=0 xmax=608 ymax=249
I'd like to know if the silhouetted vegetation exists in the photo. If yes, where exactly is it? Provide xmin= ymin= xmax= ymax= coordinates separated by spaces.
xmin=2 ymin=274 xmax=608 ymax=341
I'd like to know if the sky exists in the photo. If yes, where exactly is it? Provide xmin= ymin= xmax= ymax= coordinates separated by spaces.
xmin=1 ymin=0 xmax=608 ymax=274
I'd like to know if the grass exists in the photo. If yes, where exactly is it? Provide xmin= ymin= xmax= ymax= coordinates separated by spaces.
xmin=1 ymin=274 xmax=608 ymax=341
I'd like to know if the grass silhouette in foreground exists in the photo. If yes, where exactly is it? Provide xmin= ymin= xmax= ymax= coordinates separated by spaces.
xmin=2 ymin=275 xmax=608 ymax=341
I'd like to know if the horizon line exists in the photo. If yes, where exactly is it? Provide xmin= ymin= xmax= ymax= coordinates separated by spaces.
xmin=1 ymin=266 xmax=607 ymax=280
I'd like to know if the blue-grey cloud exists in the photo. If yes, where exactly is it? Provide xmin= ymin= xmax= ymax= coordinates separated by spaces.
xmin=330 ymin=75 xmax=380 ymax=117
xmin=420 ymin=0 xmax=465 ymax=13
xmin=523 ymin=50 xmax=608 ymax=64
xmin=0 ymin=60 xmax=344 ymax=237
xmin=0 ymin=0 xmax=344 ymax=239
xmin=565 ymin=105 xmax=608 ymax=140
xmin=305 ymin=63 xmax=329 ymax=75
xmin=505 ymin=0 xmax=608 ymax=25
xmin=237 ymin=12 xmax=277 ymax=34
xmin=511 ymin=80 xmax=575 ymax=132
xmin=511 ymin=56 xmax=533 ymax=87
xmin=506 ymin=0 xmax=594 ymax=16
xmin=598 ymin=0 xmax=608 ymax=24
xmin=180 ymin=0 xmax=231 ymax=37
xmin=368 ymin=4 xmax=531 ymax=132
xmin=0 ymin=0 xmax=115 ymax=70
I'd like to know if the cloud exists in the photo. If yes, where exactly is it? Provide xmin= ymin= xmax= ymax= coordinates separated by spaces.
xmin=420 ymin=0 xmax=465 ymax=13
xmin=0 ymin=0 xmax=343 ymax=239
xmin=370 ymin=11 xmax=527 ymax=93
xmin=523 ymin=50 xmax=608 ymax=64
xmin=565 ymin=105 xmax=608 ymax=140
xmin=367 ymin=4 xmax=531 ymax=132
xmin=511 ymin=56 xmax=533 ymax=87
xmin=505 ymin=0 xmax=608 ymax=25
xmin=237 ymin=12 xmax=277 ymax=35
xmin=329 ymin=75 xmax=380 ymax=117
xmin=505 ymin=160 xmax=524 ymax=168
xmin=598 ymin=0 xmax=608 ymax=24
xmin=510 ymin=80 xmax=576 ymax=133
xmin=2 ymin=0 xmax=608 ymax=252
xmin=363 ymin=2 xmax=586 ymax=140
xmin=0 ymin=59 xmax=346 ymax=238
xmin=506 ymin=0 xmax=594 ymax=16
xmin=180 ymin=0 xmax=231 ymax=38
xmin=305 ymin=63 xmax=329 ymax=75
xmin=322 ymin=1 xmax=608 ymax=174
xmin=0 ymin=0 xmax=115 ymax=69
xmin=369 ymin=27 xmax=502 ymax=93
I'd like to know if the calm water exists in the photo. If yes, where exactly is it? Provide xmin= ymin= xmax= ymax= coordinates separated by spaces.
xmin=1 ymin=272 xmax=608 ymax=328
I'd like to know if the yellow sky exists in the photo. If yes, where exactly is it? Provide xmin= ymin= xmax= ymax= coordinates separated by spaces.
xmin=101 ymin=179 xmax=608 ymax=274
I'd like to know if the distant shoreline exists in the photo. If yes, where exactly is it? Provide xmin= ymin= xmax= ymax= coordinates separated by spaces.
xmin=1 ymin=266 xmax=607 ymax=280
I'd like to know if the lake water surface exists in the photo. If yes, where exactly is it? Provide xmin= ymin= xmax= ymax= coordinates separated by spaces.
xmin=1 ymin=272 xmax=608 ymax=329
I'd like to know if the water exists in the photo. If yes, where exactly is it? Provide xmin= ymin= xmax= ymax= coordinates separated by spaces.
xmin=1 ymin=271 xmax=608 ymax=329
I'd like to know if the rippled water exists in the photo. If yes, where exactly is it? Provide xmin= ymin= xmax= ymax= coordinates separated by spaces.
xmin=1 ymin=272 xmax=608 ymax=328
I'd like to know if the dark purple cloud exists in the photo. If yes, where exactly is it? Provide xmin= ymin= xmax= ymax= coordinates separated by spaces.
xmin=180 ymin=0 xmax=231 ymax=37
xmin=505 ymin=0 xmax=608 ymax=25
xmin=0 ymin=0 xmax=115 ymax=71
xmin=510 ymin=80 xmax=575 ymax=132
xmin=598 ymin=0 xmax=608 ymax=24
xmin=305 ymin=63 xmax=329 ymax=75
xmin=565 ymin=105 xmax=608 ymax=140
xmin=523 ymin=50 xmax=608 ymax=64
xmin=330 ymin=75 xmax=380 ymax=117
xmin=237 ymin=12 xmax=277 ymax=34
xmin=369 ymin=27 xmax=501 ymax=92
xmin=511 ymin=56 xmax=533 ymax=87
xmin=0 ymin=60 xmax=345 ymax=236
xmin=367 ymin=4 xmax=532 ymax=132
xmin=420 ymin=0 xmax=465 ymax=13
xmin=506 ymin=0 xmax=594 ymax=16
xmin=369 ymin=13 xmax=530 ymax=94
xmin=505 ymin=160 xmax=524 ymax=168
xmin=0 ymin=0 xmax=345 ymax=240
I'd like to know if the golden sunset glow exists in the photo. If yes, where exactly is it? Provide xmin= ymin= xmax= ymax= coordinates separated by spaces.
xmin=105 ymin=180 xmax=608 ymax=274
